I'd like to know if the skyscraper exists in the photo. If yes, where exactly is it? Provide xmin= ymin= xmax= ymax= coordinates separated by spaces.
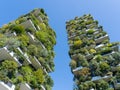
xmin=0 ymin=8 xmax=56 ymax=90
xmin=66 ymin=14 xmax=120 ymax=90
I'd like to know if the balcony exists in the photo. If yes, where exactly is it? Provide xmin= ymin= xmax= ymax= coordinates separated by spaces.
xmin=46 ymin=64 xmax=52 ymax=72
xmin=73 ymin=66 xmax=83 ymax=74
xmin=40 ymin=85 xmax=46 ymax=90
xmin=85 ymin=54 xmax=93 ymax=60
xmin=68 ymin=34 xmax=76 ymax=40
xmin=27 ymin=32 xmax=46 ymax=50
xmin=111 ymin=45 xmax=119 ymax=51
xmin=0 ymin=81 xmax=15 ymax=90
xmin=31 ymin=56 xmax=48 ymax=75
xmin=95 ymin=34 xmax=109 ymax=44
xmin=27 ymin=32 xmax=35 ymax=43
xmin=20 ymin=19 xmax=37 ymax=31
xmin=5 ymin=32 xmax=17 ymax=37
xmin=93 ymin=30 xmax=100 ymax=35
xmin=91 ymin=76 xmax=101 ymax=81
xmin=90 ymin=89 xmax=95 ymax=90
xmin=95 ymin=44 xmax=104 ymax=50
xmin=103 ymin=51 xmax=115 ymax=57
xmin=0 ymin=47 xmax=22 ymax=66
xmin=30 ymin=56 xmax=42 ymax=69
xmin=20 ymin=83 xmax=32 ymax=90
xmin=17 ymin=47 xmax=31 ymax=65
xmin=37 ymin=16 xmax=43 ymax=22
xmin=115 ymin=83 xmax=120 ymax=90
xmin=33 ymin=9 xmax=40 ymax=16
xmin=91 ymin=75 xmax=111 ymax=82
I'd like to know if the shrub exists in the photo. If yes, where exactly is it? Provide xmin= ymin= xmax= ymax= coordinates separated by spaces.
xmin=99 ymin=62 xmax=110 ymax=72
xmin=18 ymin=34 xmax=29 ymax=47
xmin=90 ymin=49 xmax=96 ymax=54
xmin=11 ymin=25 xmax=25 ymax=34
xmin=69 ymin=60 xmax=77 ymax=69
xmin=101 ymin=47 xmax=112 ymax=55
xmin=87 ymin=29 xmax=95 ymax=34
xmin=74 ymin=39 xmax=82 ymax=48
xmin=33 ymin=69 xmax=45 ymax=84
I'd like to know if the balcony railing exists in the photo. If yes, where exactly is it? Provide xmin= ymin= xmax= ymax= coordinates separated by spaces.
xmin=73 ymin=66 xmax=83 ymax=73
xmin=37 ymin=16 xmax=43 ymax=22
xmin=95 ymin=44 xmax=104 ymax=50
xmin=40 ymin=85 xmax=46 ymax=90
xmin=92 ymin=75 xmax=111 ymax=82
xmin=32 ymin=56 xmax=48 ymax=75
xmin=27 ymin=32 xmax=35 ymax=43
xmin=111 ymin=45 xmax=119 ymax=51
xmin=30 ymin=56 xmax=42 ymax=69
xmin=20 ymin=19 xmax=37 ymax=31
xmin=0 ymin=47 xmax=22 ymax=66
xmin=17 ymin=47 xmax=31 ymax=64
xmin=85 ymin=54 xmax=93 ymax=60
xmin=115 ymin=82 xmax=120 ymax=90
xmin=20 ymin=83 xmax=32 ymax=90
xmin=0 ymin=81 xmax=15 ymax=90
xmin=95 ymin=34 xmax=109 ymax=44
xmin=46 ymin=64 xmax=52 ymax=72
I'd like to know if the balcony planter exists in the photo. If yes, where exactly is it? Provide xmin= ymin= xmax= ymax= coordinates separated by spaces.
xmin=20 ymin=19 xmax=37 ymax=31
xmin=0 ymin=81 xmax=15 ymax=90
xmin=0 ymin=47 xmax=22 ymax=66
xmin=95 ymin=34 xmax=109 ymax=44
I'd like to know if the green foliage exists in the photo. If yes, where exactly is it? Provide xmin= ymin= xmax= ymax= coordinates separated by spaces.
xmin=99 ymin=62 xmax=110 ymax=73
xmin=0 ymin=9 xmax=56 ymax=90
xmin=89 ymin=49 xmax=96 ymax=54
xmin=6 ymin=38 xmax=20 ymax=48
xmin=73 ymin=39 xmax=82 ymax=48
xmin=15 ymin=76 xmax=23 ymax=84
xmin=25 ymin=28 xmax=35 ymax=34
xmin=20 ymin=66 xmax=33 ymax=82
xmin=27 ymin=44 xmax=38 ymax=56
xmin=20 ymin=66 xmax=32 ymax=76
xmin=0 ymin=34 xmax=7 ymax=47
xmin=18 ymin=34 xmax=29 ymax=47
xmin=40 ymin=8 xmax=45 ymax=14
xmin=36 ymin=31 xmax=48 ymax=43
xmin=35 ymin=30 xmax=55 ymax=49
xmin=101 ymin=47 xmax=112 ymax=55
xmin=96 ymin=80 xmax=109 ymax=90
xmin=69 ymin=60 xmax=77 ymax=69
xmin=0 ymin=60 xmax=18 ymax=79
xmin=17 ymin=17 xmax=26 ymax=24
xmin=46 ymin=76 xmax=54 ymax=87
xmin=94 ymin=55 xmax=103 ymax=62
xmin=78 ymin=54 xmax=89 ymax=67
xmin=39 ymin=23 xmax=47 ymax=30
xmin=33 ymin=69 xmax=45 ymax=84
xmin=1 ymin=60 xmax=18 ymax=71
xmin=87 ymin=29 xmax=95 ymax=34
xmin=11 ymin=25 xmax=25 ymax=34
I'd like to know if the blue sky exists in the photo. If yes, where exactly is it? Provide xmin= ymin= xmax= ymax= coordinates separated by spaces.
xmin=0 ymin=0 xmax=120 ymax=90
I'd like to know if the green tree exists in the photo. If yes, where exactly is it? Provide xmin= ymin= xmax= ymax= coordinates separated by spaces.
xmin=69 ymin=60 xmax=77 ymax=69
xmin=1 ymin=60 xmax=18 ymax=79
xmin=18 ymin=34 xmax=29 ymax=47
xmin=97 ymin=80 xmax=109 ymax=90
xmin=99 ymin=62 xmax=110 ymax=73
xmin=11 ymin=25 xmax=25 ymax=34
xmin=20 ymin=66 xmax=33 ymax=82
xmin=74 ymin=39 xmax=82 ymax=48
xmin=1 ymin=60 xmax=18 ymax=72
xmin=33 ymin=69 xmax=45 ymax=84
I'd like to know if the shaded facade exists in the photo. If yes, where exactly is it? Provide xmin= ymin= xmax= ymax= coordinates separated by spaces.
xmin=0 ymin=8 xmax=56 ymax=90
xmin=66 ymin=14 xmax=120 ymax=90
